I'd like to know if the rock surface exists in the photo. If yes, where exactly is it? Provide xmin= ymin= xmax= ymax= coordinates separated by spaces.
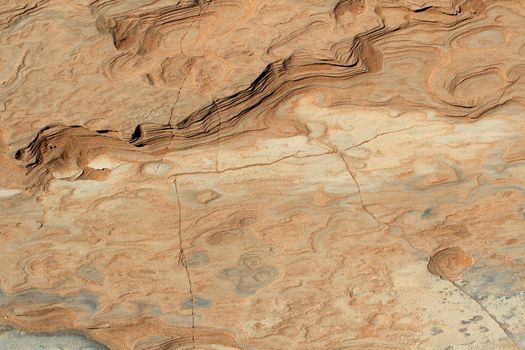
xmin=1 ymin=0 xmax=525 ymax=349
xmin=428 ymin=247 xmax=474 ymax=281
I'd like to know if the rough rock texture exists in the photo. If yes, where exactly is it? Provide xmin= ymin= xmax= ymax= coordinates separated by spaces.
xmin=1 ymin=0 xmax=525 ymax=349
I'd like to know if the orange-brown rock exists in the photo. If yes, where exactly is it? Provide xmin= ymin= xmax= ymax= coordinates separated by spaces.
xmin=428 ymin=247 xmax=474 ymax=281
xmin=1 ymin=0 xmax=525 ymax=349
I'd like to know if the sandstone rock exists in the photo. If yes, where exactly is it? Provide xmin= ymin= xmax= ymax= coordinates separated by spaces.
xmin=0 ymin=0 xmax=524 ymax=349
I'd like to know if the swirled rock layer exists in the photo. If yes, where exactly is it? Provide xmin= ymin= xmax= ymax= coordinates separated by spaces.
xmin=0 ymin=0 xmax=525 ymax=349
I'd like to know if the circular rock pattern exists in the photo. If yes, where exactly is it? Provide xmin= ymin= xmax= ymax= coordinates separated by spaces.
xmin=428 ymin=247 xmax=474 ymax=281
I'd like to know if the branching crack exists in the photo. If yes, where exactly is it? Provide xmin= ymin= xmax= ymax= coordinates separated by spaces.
xmin=171 ymin=150 xmax=335 ymax=177
xmin=313 ymin=126 xmax=418 ymax=227
xmin=342 ymin=125 xmax=421 ymax=152
xmin=316 ymin=125 xmax=518 ymax=348
xmin=174 ymin=178 xmax=196 ymax=349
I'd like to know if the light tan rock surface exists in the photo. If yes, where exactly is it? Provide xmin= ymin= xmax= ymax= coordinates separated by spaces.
xmin=1 ymin=0 xmax=525 ymax=349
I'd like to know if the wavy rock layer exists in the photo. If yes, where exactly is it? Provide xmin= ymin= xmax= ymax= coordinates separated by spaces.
xmin=1 ymin=0 xmax=525 ymax=349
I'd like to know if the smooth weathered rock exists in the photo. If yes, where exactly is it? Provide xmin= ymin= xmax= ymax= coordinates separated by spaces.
xmin=0 ymin=0 xmax=525 ymax=349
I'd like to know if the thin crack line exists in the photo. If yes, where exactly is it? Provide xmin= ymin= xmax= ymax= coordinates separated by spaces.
xmin=342 ymin=125 xmax=420 ymax=152
xmin=314 ymin=138 xmax=382 ymax=225
xmin=154 ymin=1 xmax=208 ymax=175
xmin=167 ymin=0 xmax=207 ymax=130
xmin=179 ymin=0 xmax=206 ymax=59
xmin=338 ymin=152 xmax=381 ymax=225
xmin=153 ymin=55 xmax=190 ymax=176
xmin=321 ymin=129 xmax=518 ymax=348
xmin=169 ymin=150 xmax=335 ymax=178
xmin=212 ymin=95 xmax=221 ymax=172
xmin=400 ymin=227 xmax=419 ymax=252
xmin=174 ymin=178 xmax=196 ymax=348
xmin=394 ymin=222 xmax=519 ymax=348
xmin=450 ymin=280 xmax=520 ymax=349
xmin=394 ymin=224 xmax=422 ymax=253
